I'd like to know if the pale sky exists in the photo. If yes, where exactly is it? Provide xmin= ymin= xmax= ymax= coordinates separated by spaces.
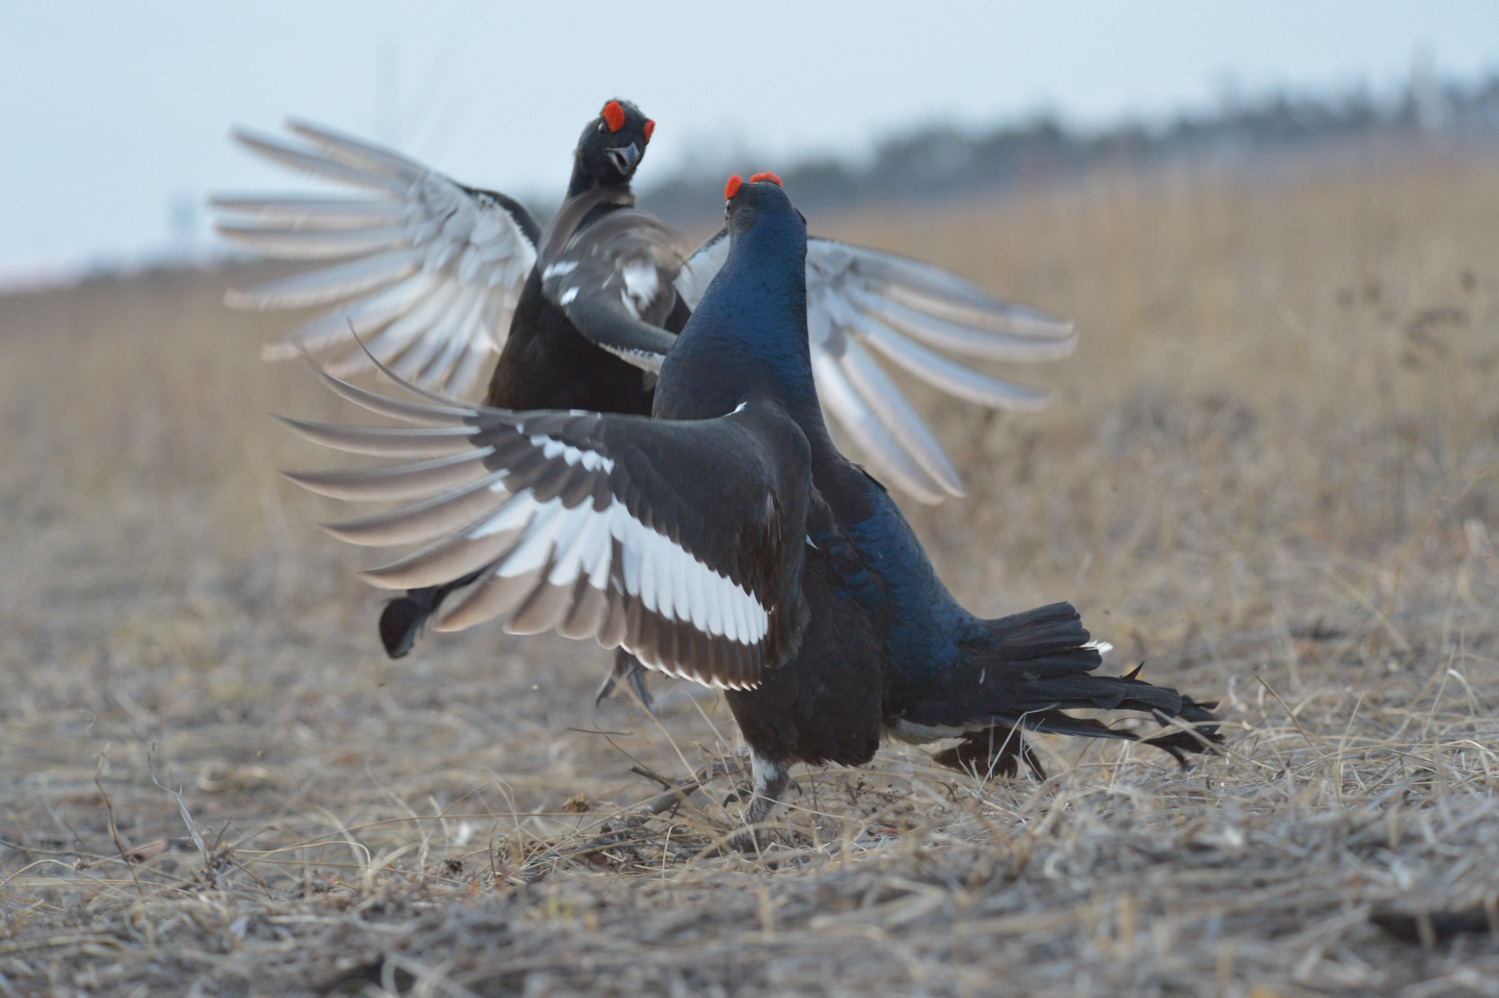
xmin=1 ymin=1 xmax=1495 ymax=275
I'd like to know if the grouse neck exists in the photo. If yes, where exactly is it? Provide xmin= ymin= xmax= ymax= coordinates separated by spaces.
xmin=656 ymin=211 xmax=822 ymax=431
xmin=567 ymin=154 xmax=630 ymax=199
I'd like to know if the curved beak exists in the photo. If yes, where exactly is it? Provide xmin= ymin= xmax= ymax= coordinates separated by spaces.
xmin=606 ymin=142 xmax=641 ymax=175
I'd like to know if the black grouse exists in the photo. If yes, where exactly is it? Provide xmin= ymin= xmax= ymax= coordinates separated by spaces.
xmin=278 ymin=175 xmax=1221 ymax=837
xmin=216 ymin=101 xmax=1080 ymax=691
xmin=216 ymin=102 xmax=1079 ymax=506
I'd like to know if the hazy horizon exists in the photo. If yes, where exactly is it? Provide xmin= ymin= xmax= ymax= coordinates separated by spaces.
xmin=2 ymin=1 xmax=1496 ymax=278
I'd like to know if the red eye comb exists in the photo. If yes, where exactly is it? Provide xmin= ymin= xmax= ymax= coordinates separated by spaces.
xmin=602 ymin=101 xmax=626 ymax=133
xmin=724 ymin=174 xmax=743 ymax=199
xmin=643 ymin=119 xmax=655 ymax=144
xmin=749 ymin=171 xmax=782 ymax=187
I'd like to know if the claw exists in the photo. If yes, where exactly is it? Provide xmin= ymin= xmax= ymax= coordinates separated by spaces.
xmin=594 ymin=649 xmax=655 ymax=712
xmin=593 ymin=672 xmax=617 ymax=708
xmin=626 ymin=660 xmax=654 ymax=711
xmin=728 ymin=827 xmax=770 ymax=854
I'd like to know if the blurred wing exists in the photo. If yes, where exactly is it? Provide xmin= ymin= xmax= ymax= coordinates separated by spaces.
xmin=538 ymin=192 xmax=686 ymax=373
xmin=279 ymin=368 xmax=811 ymax=690
xmin=214 ymin=120 xmax=540 ymax=397
xmin=672 ymin=228 xmax=730 ymax=306
xmin=676 ymin=233 xmax=1077 ymax=503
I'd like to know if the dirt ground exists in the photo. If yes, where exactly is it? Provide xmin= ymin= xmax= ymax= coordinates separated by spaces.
xmin=2 ymin=144 xmax=1497 ymax=996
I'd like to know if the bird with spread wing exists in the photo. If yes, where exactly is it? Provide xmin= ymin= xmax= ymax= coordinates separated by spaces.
xmin=277 ymin=175 xmax=1221 ymax=843
xmin=215 ymin=101 xmax=1077 ymax=507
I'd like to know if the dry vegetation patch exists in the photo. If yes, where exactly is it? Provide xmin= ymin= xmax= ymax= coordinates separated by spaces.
xmin=1 ymin=148 xmax=1497 ymax=996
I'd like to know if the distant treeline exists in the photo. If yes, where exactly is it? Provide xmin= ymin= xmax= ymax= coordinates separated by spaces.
xmin=640 ymin=75 xmax=1499 ymax=223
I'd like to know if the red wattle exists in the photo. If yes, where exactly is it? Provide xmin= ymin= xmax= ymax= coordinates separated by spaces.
xmin=602 ymin=101 xmax=626 ymax=133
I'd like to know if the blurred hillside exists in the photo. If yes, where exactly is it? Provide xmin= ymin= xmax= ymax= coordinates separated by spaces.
xmin=641 ymin=75 xmax=1499 ymax=224
xmin=7 ymin=74 xmax=1496 ymax=296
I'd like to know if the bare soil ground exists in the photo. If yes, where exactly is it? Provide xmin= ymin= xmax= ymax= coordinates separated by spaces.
xmin=2 ymin=147 xmax=1497 ymax=996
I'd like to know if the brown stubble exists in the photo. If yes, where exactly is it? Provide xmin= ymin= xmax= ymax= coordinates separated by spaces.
xmin=1 ymin=145 xmax=1497 ymax=995
xmin=823 ymin=148 xmax=1498 ymax=656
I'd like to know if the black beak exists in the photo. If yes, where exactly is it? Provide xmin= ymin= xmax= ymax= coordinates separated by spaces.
xmin=606 ymin=142 xmax=641 ymax=175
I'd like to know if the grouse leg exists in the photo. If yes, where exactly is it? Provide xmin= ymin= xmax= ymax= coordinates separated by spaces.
xmin=730 ymin=751 xmax=791 ymax=852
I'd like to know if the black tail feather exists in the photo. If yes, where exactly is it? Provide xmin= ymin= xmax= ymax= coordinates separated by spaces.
xmin=1020 ymin=704 xmax=1223 ymax=768
xmin=1139 ymin=692 xmax=1223 ymax=765
xmin=902 ymin=603 xmax=1223 ymax=772
xmin=930 ymin=699 xmax=1223 ymax=779
xmin=983 ymin=601 xmax=1102 ymax=671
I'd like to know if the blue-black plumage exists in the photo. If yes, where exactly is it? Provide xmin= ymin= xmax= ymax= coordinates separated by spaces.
xmin=661 ymin=176 xmax=1221 ymax=824
xmin=279 ymin=173 xmax=1221 ymax=841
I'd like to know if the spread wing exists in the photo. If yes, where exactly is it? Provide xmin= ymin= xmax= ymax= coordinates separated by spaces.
xmin=677 ymin=233 xmax=1077 ymax=503
xmin=278 ymin=367 xmax=812 ymax=690
xmin=214 ymin=120 xmax=540 ymax=396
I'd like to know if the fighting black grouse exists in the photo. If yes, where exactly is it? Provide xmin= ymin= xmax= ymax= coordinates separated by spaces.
xmin=216 ymin=102 xmax=1078 ymax=505
xmin=279 ymin=175 xmax=1221 ymax=836
xmin=216 ymin=100 xmax=1080 ymax=685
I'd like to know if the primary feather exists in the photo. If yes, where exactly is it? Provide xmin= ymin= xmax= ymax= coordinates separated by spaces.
xmin=219 ymin=113 xmax=1075 ymax=503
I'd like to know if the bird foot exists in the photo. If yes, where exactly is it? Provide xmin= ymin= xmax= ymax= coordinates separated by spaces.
xmin=727 ymin=826 xmax=771 ymax=855
xmin=722 ymin=751 xmax=790 ymax=856
xmin=594 ymin=651 xmax=655 ymax=713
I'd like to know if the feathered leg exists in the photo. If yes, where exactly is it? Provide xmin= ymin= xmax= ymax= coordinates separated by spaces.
xmin=730 ymin=750 xmax=791 ymax=852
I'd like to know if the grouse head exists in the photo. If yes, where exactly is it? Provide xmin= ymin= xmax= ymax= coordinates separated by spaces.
xmin=723 ymin=172 xmax=807 ymax=246
xmin=575 ymin=99 xmax=655 ymax=186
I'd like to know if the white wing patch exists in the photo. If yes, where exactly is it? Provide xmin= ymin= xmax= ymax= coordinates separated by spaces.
xmin=612 ymin=505 xmax=766 ymax=646
xmin=530 ymin=434 xmax=614 ymax=472
xmin=441 ymin=481 xmax=769 ymax=683
xmin=281 ymin=368 xmax=783 ymax=692
xmin=619 ymin=260 xmax=660 ymax=320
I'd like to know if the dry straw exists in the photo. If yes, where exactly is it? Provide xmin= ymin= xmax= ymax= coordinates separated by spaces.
xmin=1 ymin=142 xmax=1496 ymax=995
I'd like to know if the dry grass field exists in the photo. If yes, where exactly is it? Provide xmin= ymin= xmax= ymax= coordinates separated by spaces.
xmin=2 ymin=145 xmax=1498 ymax=996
